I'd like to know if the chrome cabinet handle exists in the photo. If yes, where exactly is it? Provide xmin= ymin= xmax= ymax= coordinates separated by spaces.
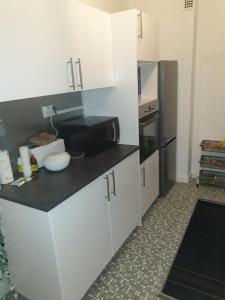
xmin=142 ymin=167 xmax=146 ymax=187
xmin=75 ymin=58 xmax=84 ymax=90
xmin=110 ymin=171 xmax=116 ymax=196
xmin=67 ymin=58 xmax=76 ymax=90
xmin=138 ymin=12 xmax=143 ymax=39
xmin=104 ymin=175 xmax=110 ymax=202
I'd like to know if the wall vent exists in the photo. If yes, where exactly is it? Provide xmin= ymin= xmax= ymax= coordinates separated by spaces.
xmin=184 ymin=0 xmax=194 ymax=9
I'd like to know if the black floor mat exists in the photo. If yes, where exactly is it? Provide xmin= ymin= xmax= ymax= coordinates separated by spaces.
xmin=162 ymin=200 xmax=225 ymax=300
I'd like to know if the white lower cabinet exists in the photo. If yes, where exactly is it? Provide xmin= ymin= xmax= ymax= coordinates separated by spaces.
xmin=50 ymin=175 xmax=113 ymax=300
xmin=140 ymin=150 xmax=159 ymax=216
xmin=108 ymin=151 xmax=139 ymax=254
xmin=0 ymin=151 xmax=139 ymax=300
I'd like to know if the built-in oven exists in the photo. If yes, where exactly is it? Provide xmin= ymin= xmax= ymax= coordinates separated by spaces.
xmin=139 ymin=100 xmax=159 ymax=164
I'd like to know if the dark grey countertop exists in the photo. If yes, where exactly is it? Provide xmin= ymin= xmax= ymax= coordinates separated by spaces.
xmin=0 ymin=144 xmax=139 ymax=212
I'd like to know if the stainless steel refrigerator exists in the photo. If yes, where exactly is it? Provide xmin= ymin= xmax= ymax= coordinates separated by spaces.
xmin=158 ymin=61 xmax=178 ymax=196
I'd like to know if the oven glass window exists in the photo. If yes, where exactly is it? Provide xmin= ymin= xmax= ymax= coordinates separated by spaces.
xmin=139 ymin=114 xmax=159 ymax=163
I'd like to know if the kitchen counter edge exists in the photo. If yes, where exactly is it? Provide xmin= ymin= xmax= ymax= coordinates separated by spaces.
xmin=0 ymin=145 xmax=139 ymax=212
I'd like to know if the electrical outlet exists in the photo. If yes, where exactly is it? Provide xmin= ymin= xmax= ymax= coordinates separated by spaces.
xmin=41 ymin=105 xmax=56 ymax=118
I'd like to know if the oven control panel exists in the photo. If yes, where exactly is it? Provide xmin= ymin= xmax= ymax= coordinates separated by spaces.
xmin=139 ymin=99 xmax=159 ymax=119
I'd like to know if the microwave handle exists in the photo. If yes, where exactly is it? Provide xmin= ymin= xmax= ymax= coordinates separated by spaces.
xmin=112 ymin=121 xmax=116 ymax=142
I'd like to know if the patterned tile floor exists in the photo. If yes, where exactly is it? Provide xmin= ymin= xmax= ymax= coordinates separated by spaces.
xmin=1 ymin=292 xmax=28 ymax=300
xmin=3 ymin=182 xmax=225 ymax=300
xmin=82 ymin=183 xmax=225 ymax=300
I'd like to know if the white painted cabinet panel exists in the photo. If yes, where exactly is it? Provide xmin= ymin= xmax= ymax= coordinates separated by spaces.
xmin=66 ymin=1 xmax=114 ymax=91
xmin=137 ymin=11 xmax=159 ymax=62
xmin=140 ymin=150 xmax=159 ymax=216
xmin=83 ymin=9 xmax=140 ymax=146
xmin=50 ymin=176 xmax=112 ymax=300
xmin=0 ymin=151 xmax=139 ymax=300
xmin=0 ymin=200 xmax=62 ymax=300
xmin=0 ymin=0 xmax=71 ymax=102
xmin=109 ymin=151 xmax=139 ymax=254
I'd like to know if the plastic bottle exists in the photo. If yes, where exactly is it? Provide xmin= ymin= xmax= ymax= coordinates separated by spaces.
xmin=30 ymin=154 xmax=38 ymax=175
xmin=17 ymin=157 xmax=23 ymax=174
xmin=19 ymin=146 xmax=32 ymax=178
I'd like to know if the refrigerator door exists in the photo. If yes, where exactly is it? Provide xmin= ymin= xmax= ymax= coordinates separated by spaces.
xmin=159 ymin=61 xmax=178 ymax=147
xmin=159 ymin=138 xmax=176 ymax=196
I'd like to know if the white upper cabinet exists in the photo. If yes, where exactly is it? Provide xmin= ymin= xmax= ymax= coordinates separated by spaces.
xmin=0 ymin=0 xmax=71 ymax=102
xmin=137 ymin=11 xmax=159 ymax=62
xmin=65 ymin=1 xmax=114 ymax=91
xmin=0 ymin=0 xmax=114 ymax=102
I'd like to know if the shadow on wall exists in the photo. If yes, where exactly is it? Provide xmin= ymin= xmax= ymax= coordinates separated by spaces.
xmin=0 ymin=92 xmax=83 ymax=169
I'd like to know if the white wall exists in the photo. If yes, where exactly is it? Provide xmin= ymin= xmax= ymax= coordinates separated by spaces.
xmin=77 ymin=0 xmax=129 ymax=12
xmin=129 ymin=0 xmax=195 ymax=182
xmin=191 ymin=0 xmax=225 ymax=176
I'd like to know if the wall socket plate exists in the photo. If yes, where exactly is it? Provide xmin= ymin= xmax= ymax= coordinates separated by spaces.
xmin=41 ymin=105 xmax=56 ymax=118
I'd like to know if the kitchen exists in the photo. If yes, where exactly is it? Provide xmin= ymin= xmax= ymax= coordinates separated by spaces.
xmin=0 ymin=0 xmax=225 ymax=299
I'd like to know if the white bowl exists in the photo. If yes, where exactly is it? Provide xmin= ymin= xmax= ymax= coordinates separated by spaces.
xmin=43 ymin=151 xmax=70 ymax=172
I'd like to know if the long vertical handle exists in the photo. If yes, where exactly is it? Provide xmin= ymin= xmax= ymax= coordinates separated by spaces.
xmin=137 ymin=12 xmax=143 ymax=39
xmin=104 ymin=175 xmax=110 ymax=202
xmin=112 ymin=121 xmax=116 ymax=142
xmin=75 ymin=58 xmax=84 ymax=90
xmin=67 ymin=58 xmax=76 ymax=90
xmin=142 ymin=167 xmax=146 ymax=187
xmin=110 ymin=170 xmax=116 ymax=196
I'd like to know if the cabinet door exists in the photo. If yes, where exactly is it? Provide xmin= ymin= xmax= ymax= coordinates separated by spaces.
xmin=140 ymin=151 xmax=159 ymax=217
xmin=137 ymin=12 xmax=158 ymax=61
xmin=50 ymin=176 xmax=112 ymax=300
xmin=66 ymin=1 xmax=114 ymax=91
xmin=149 ymin=150 xmax=159 ymax=205
xmin=140 ymin=159 xmax=151 ymax=216
xmin=109 ymin=151 xmax=139 ymax=254
xmin=0 ymin=0 xmax=70 ymax=102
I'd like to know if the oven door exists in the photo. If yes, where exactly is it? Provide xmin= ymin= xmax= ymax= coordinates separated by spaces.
xmin=139 ymin=112 xmax=159 ymax=164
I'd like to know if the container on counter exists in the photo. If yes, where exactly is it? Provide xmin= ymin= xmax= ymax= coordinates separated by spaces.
xmin=0 ymin=150 xmax=14 ymax=184
xmin=17 ymin=157 xmax=23 ymax=174
xmin=19 ymin=146 xmax=32 ymax=178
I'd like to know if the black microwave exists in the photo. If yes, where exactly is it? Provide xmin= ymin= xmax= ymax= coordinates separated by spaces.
xmin=58 ymin=116 xmax=120 ymax=156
